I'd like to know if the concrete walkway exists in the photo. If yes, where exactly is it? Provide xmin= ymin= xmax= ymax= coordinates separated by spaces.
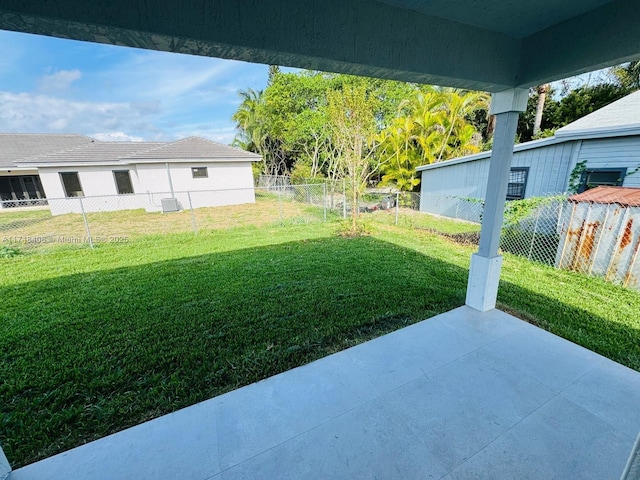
xmin=10 ymin=306 xmax=640 ymax=479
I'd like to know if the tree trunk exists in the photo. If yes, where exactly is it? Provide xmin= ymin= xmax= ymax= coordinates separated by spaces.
xmin=486 ymin=113 xmax=496 ymax=140
xmin=533 ymin=84 xmax=550 ymax=136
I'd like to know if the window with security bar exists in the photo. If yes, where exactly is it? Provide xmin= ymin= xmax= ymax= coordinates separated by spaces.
xmin=579 ymin=168 xmax=626 ymax=192
xmin=506 ymin=167 xmax=528 ymax=200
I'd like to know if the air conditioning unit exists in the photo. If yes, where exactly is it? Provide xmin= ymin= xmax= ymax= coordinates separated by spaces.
xmin=161 ymin=197 xmax=181 ymax=213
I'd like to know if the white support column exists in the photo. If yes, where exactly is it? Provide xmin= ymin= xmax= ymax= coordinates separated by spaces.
xmin=0 ymin=444 xmax=10 ymax=480
xmin=466 ymin=88 xmax=528 ymax=312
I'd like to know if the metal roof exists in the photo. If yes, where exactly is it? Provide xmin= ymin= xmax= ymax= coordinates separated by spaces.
xmin=1 ymin=0 xmax=638 ymax=92
xmin=568 ymin=186 xmax=640 ymax=207
xmin=0 ymin=133 xmax=93 ymax=168
xmin=555 ymin=90 xmax=640 ymax=139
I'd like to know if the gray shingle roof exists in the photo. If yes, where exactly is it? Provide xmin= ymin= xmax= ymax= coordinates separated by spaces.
xmin=0 ymin=133 xmax=93 ymax=168
xmin=126 ymin=137 xmax=261 ymax=161
xmin=18 ymin=141 xmax=164 ymax=164
xmin=556 ymin=90 xmax=640 ymax=138
xmin=11 ymin=136 xmax=261 ymax=167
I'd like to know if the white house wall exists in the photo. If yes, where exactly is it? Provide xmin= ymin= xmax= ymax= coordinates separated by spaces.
xmin=38 ymin=162 xmax=256 ymax=215
xmin=576 ymin=136 xmax=640 ymax=188
xmin=135 ymin=162 xmax=254 ymax=193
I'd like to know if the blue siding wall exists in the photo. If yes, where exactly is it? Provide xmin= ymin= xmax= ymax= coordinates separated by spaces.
xmin=419 ymin=141 xmax=574 ymax=201
xmin=577 ymin=136 xmax=640 ymax=188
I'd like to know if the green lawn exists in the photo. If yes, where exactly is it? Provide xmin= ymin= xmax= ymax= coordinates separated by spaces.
xmin=1 ymin=219 xmax=639 ymax=468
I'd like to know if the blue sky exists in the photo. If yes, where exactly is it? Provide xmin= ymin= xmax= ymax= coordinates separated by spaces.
xmin=1 ymin=30 xmax=613 ymax=145
xmin=0 ymin=30 xmax=271 ymax=144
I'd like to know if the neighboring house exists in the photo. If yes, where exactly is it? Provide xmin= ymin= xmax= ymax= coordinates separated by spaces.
xmin=417 ymin=90 xmax=640 ymax=212
xmin=1 ymin=135 xmax=261 ymax=215
xmin=0 ymin=133 xmax=93 ymax=205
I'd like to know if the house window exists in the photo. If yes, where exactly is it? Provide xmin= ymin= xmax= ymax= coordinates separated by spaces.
xmin=60 ymin=172 xmax=84 ymax=197
xmin=191 ymin=167 xmax=208 ymax=178
xmin=113 ymin=170 xmax=134 ymax=194
xmin=579 ymin=168 xmax=626 ymax=192
xmin=506 ymin=167 xmax=528 ymax=200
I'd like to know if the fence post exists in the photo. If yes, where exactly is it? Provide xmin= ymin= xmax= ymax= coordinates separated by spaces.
xmin=323 ymin=183 xmax=327 ymax=222
xmin=395 ymin=192 xmax=400 ymax=226
xmin=187 ymin=191 xmax=198 ymax=235
xmin=278 ymin=186 xmax=283 ymax=221
xmin=78 ymin=197 xmax=94 ymax=249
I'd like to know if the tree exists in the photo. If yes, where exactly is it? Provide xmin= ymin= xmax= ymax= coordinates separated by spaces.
xmin=377 ymin=88 xmax=486 ymax=190
xmin=326 ymin=85 xmax=381 ymax=233
xmin=610 ymin=60 xmax=640 ymax=91
xmin=232 ymin=89 xmax=265 ymax=155
xmin=533 ymin=84 xmax=550 ymax=136
xmin=377 ymin=116 xmax=420 ymax=191
xmin=550 ymin=83 xmax=629 ymax=128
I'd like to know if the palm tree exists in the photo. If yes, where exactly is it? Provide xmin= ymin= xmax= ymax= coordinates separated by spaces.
xmin=232 ymin=88 xmax=264 ymax=152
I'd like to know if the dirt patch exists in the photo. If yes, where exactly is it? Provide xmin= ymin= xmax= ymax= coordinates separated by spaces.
xmin=419 ymin=228 xmax=480 ymax=246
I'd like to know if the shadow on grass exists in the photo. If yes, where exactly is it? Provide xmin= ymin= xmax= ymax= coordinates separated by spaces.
xmin=0 ymin=234 xmax=638 ymax=468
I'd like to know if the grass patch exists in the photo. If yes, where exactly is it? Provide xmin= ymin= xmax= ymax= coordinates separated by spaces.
xmin=0 ymin=216 xmax=639 ymax=468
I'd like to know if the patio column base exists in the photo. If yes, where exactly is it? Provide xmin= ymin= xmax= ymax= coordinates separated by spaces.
xmin=0 ymin=444 xmax=10 ymax=480
xmin=466 ymin=253 xmax=502 ymax=312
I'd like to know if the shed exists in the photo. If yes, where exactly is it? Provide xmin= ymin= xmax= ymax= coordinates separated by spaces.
xmin=417 ymin=91 xmax=640 ymax=218
xmin=556 ymin=186 xmax=640 ymax=289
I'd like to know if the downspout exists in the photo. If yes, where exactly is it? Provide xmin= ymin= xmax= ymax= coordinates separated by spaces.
xmin=165 ymin=162 xmax=175 ymax=197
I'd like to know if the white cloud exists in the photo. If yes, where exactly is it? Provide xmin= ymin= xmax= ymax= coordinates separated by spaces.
xmin=0 ymin=91 xmax=156 ymax=136
xmin=38 ymin=69 xmax=82 ymax=91
xmin=91 ymin=132 xmax=144 ymax=142
xmin=0 ymin=36 xmax=270 ymax=141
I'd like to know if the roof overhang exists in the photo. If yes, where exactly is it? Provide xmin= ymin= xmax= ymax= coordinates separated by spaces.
xmin=16 ymin=158 xmax=260 ymax=168
xmin=1 ymin=0 xmax=639 ymax=92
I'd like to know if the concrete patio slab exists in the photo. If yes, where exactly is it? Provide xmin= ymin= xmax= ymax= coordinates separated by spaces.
xmin=8 ymin=306 xmax=640 ymax=480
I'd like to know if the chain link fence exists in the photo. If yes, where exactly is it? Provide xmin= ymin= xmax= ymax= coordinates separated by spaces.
xmin=0 ymin=184 xmax=328 ymax=252
xmin=3 ymin=180 xmax=638 ymax=291
xmin=420 ymin=191 xmax=640 ymax=290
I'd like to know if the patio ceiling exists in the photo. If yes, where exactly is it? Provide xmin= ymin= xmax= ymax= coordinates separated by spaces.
xmin=1 ymin=0 xmax=639 ymax=92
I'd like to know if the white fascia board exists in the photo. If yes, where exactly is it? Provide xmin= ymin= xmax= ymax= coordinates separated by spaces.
xmin=555 ymin=125 xmax=640 ymax=140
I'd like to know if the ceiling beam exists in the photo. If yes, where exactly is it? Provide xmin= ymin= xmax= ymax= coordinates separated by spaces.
xmin=0 ymin=0 xmax=520 ymax=91
xmin=519 ymin=0 xmax=640 ymax=87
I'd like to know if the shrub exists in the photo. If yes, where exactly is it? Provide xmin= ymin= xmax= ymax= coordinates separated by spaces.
xmin=0 ymin=245 xmax=22 ymax=258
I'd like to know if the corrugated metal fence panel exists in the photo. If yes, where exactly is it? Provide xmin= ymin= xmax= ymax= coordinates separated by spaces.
xmin=556 ymin=202 xmax=640 ymax=288
xmin=606 ymin=206 xmax=640 ymax=288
